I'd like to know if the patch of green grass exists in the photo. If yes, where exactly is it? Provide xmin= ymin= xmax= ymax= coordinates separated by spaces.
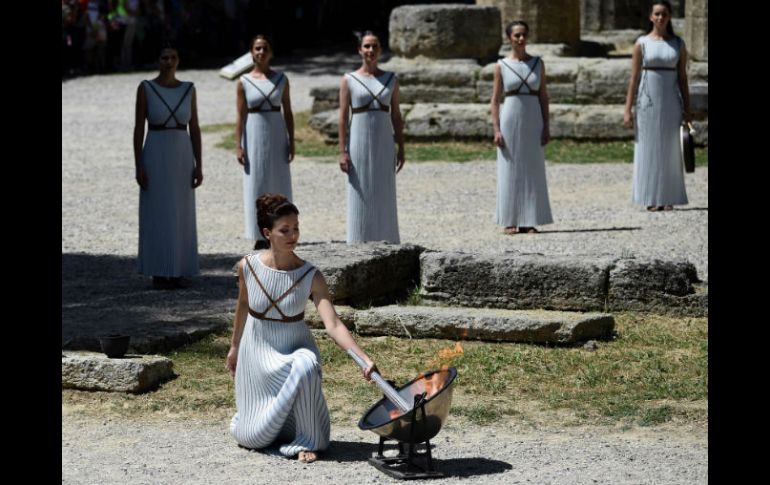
xmin=545 ymin=140 xmax=708 ymax=165
xmin=63 ymin=313 xmax=707 ymax=428
xmin=200 ymin=123 xmax=233 ymax=134
xmin=452 ymin=405 xmax=503 ymax=425
xmin=204 ymin=114 xmax=708 ymax=165
xmin=546 ymin=140 xmax=634 ymax=163
xmin=407 ymin=141 xmax=496 ymax=162
xmin=403 ymin=286 xmax=423 ymax=306
xmin=209 ymin=112 xmax=337 ymax=158
xmin=638 ymin=405 xmax=674 ymax=426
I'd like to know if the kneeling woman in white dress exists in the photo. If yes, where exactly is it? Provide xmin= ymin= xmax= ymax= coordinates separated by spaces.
xmin=226 ymin=193 xmax=378 ymax=463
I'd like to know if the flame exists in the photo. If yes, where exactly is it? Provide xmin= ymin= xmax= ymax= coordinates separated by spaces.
xmin=436 ymin=341 xmax=464 ymax=361
xmin=413 ymin=341 xmax=462 ymax=401
xmin=421 ymin=371 xmax=447 ymax=399
xmin=424 ymin=375 xmax=434 ymax=396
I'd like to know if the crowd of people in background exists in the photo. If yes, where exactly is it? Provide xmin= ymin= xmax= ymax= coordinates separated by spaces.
xmin=61 ymin=0 xmax=384 ymax=79
xmin=62 ymin=0 xmax=173 ymax=77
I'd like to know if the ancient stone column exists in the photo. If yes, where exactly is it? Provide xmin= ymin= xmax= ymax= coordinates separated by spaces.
xmin=389 ymin=4 xmax=502 ymax=61
xmin=581 ymin=0 xmax=603 ymax=32
xmin=476 ymin=0 xmax=580 ymax=44
xmin=685 ymin=0 xmax=708 ymax=60
xmin=579 ymin=0 xmax=648 ymax=32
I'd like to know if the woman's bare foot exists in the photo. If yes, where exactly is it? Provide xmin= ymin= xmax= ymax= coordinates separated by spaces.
xmin=298 ymin=451 xmax=318 ymax=463
xmin=503 ymin=226 xmax=519 ymax=235
xmin=663 ymin=205 xmax=673 ymax=211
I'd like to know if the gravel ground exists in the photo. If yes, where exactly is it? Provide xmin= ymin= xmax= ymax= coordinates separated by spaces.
xmin=62 ymin=413 xmax=707 ymax=485
xmin=62 ymin=58 xmax=708 ymax=483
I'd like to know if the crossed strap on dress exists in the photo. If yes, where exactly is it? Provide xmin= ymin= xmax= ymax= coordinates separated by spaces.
xmin=348 ymin=72 xmax=394 ymax=114
xmin=242 ymin=73 xmax=284 ymax=113
xmin=144 ymin=80 xmax=193 ymax=130
xmin=244 ymin=257 xmax=315 ymax=323
xmin=501 ymin=58 xmax=541 ymax=96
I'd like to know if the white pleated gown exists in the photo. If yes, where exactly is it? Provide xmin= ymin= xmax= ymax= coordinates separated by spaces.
xmin=495 ymin=58 xmax=553 ymax=228
xmin=137 ymin=80 xmax=199 ymax=277
xmin=345 ymin=71 xmax=400 ymax=244
xmin=632 ymin=35 xmax=688 ymax=206
xmin=240 ymin=73 xmax=292 ymax=241
xmin=230 ymin=254 xmax=330 ymax=457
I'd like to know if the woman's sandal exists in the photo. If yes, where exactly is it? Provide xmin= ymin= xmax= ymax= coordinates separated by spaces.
xmin=298 ymin=451 xmax=318 ymax=463
xmin=519 ymin=227 xmax=539 ymax=234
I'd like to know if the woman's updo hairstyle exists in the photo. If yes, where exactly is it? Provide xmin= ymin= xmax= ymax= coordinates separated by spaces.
xmin=250 ymin=34 xmax=273 ymax=52
xmin=505 ymin=20 xmax=529 ymax=39
xmin=256 ymin=193 xmax=299 ymax=245
xmin=159 ymin=40 xmax=181 ymax=57
xmin=353 ymin=30 xmax=379 ymax=48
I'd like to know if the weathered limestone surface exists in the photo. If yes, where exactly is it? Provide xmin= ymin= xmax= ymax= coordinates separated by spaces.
xmin=355 ymin=305 xmax=615 ymax=343
xmin=62 ymin=351 xmax=174 ymax=393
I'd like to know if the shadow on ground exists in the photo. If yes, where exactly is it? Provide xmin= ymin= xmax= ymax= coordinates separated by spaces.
xmin=62 ymin=253 xmax=242 ymax=353
xmin=537 ymin=226 xmax=641 ymax=234
xmin=276 ymin=439 xmax=513 ymax=478
xmin=325 ymin=440 xmax=512 ymax=477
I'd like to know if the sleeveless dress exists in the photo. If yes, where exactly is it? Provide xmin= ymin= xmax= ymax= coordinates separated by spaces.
xmin=240 ymin=72 xmax=292 ymax=242
xmin=137 ymin=80 xmax=199 ymax=277
xmin=632 ymin=35 xmax=688 ymax=206
xmin=344 ymin=71 xmax=400 ymax=244
xmin=230 ymin=253 xmax=330 ymax=457
xmin=496 ymin=57 xmax=553 ymax=228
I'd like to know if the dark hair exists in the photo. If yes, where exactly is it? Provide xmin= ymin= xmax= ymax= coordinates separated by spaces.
xmin=647 ymin=1 xmax=675 ymax=36
xmin=256 ymin=193 xmax=299 ymax=245
xmin=354 ymin=30 xmax=379 ymax=48
xmin=159 ymin=40 xmax=179 ymax=55
xmin=250 ymin=34 xmax=273 ymax=52
xmin=505 ymin=20 xmax=529 ymax=39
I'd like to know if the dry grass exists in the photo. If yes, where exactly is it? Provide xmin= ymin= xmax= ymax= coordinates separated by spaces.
xmin=63 ymin=312 xmax=707 ymax=428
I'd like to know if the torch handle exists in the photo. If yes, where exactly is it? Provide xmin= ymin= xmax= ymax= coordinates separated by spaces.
xmin=346 ymin=349 xmax=411 ymax=412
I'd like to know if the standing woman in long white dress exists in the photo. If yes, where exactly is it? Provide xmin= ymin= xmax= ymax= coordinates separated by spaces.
xmin=623 ymin=0 xmax=691 ymax=212
xmin=226 ymin=193 xmax=378 ymax=464
xmin=338 ymin=31 xmax=405 ymax=244
xmin=235 ymin=35 xmax=295 ymax=249
xmin=491 ymin=21 xmax=553 ymax=235
xmin=134 ymin=44 xmax=202 ymax=289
